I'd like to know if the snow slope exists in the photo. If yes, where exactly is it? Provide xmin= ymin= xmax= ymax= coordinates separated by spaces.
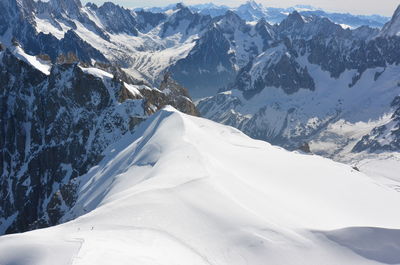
xmin=10 ymin=45 xmax=51 ymax=75
xmin=1 ymin=107 xmax=400 ymax=265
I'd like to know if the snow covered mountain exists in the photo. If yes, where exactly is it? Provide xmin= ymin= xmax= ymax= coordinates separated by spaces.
xmin=1 ymin=107 xmax=400 ymax=265
xmin=1 ymin=1 xmax=400 ymax=262
xmin=0 ymin=43 xmax=197 ymax=234
xmin=0 ymin=0 xmax=202 ymax=85
xmin=169 ymin=11 xmax=276 ymax=98
xmin=197 ymin=5 xmax=400 ymax=166
xmin=1 ymin=0 xmax=400 ymax=238
xmin=0 ymin=0 xmax=390 ymax=97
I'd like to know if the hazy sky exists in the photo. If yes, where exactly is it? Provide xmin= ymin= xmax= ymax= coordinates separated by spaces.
xmin=83 ymin=0 xmax=398 ymax=16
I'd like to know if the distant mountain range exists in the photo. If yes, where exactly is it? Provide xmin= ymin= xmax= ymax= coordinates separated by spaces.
xmin=138 ymin=1 xmax=390 ymax=28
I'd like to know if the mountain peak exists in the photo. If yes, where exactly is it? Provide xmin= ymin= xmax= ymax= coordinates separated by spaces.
xmin=85 ymin=2 xmax=98 ymax=9
xmin=235 ymin=0 xmax=265 ymax=21
xmin=101 ymin=1 xmax=121 ymax=9
xmin=287 ymin=10 xmax=304 ymax=22
xmin=380 ymin=4 xmax=400 ymax=37
xmin=277 ymin=10 xmax=305 ymax=32
xmin=174 ymin=2 xmax=186 ymax=10
xmin=49 ymin=0 xmax=82 ymax=15
xmin=223 ymin=10 xmax=243 ymax=23
xmin=394 ymin=4 xmax=400 ymax=17
xmin=244 ymin=0 xmax=262 ymax=10
xmin=172 ymin=2 xmax=193 ymax=16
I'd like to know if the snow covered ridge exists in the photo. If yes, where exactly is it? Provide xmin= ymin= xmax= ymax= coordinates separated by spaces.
xmin=10 ymin=44 xmax=51 ymax=75
xmin=0 ymin=45 xmax=198 ymax=235
xmin=1 ymin=107 xmax=400 ymax=265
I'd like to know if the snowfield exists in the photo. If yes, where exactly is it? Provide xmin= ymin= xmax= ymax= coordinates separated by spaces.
xmin=1 ymin=107 xmax=400 ymax=265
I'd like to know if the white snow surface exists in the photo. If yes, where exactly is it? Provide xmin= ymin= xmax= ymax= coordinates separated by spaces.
xmin=1 ymin=107 xmax=400 ymax=265
xmin=79 ymin=66 xmax=113 ymax=79
xmin=10 ymin=45 xmax=51 ymax=75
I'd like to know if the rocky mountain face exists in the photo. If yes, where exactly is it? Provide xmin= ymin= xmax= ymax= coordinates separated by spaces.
xmin=168 ymin=9 xmax=388 ymax=98
xmin=198 ymin=5 xmax=400 ymax=158
xmin=0 ymin=44 xmax=197 ymax=234
xmin=0 ymin=0 xmax=388 ymax=98
xmin=170 ymin=11 xmax=276 ymax=98
xmin=160 ymin=4 xmax=211 ymax=38
xmin=0 ymin=0 xmax=108 ymax=63
xmin=87 ymin=2 xmax=138 ymax=35
xmin=230 ymin=13 xmax=399 ymax=96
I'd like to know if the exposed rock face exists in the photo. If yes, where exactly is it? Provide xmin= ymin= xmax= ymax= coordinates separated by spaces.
xmin=299 ymin=142 xmax=311 ymax=153
xmin=170 ymin=11 xmax=276 ymax=98
xmin=158 ymin=3 xmax=210 ymax=39
xmin=135 ymin=10 xmax=167 ymax=32
xmin=276 ymin=11 xmax=305 ymax=36
xmin=170 ymin=25 xmax=236 ymax=98
xmin=159 ymin=73 xmax=200 ymax=116
xmin=168 ymin=8 xmax=388 ymax=98
xmin=237 ymin=50 xmax=315 ymax=97
xmin=86 ymin=2 xmax=139 ymax=35
xmin=0 ymin=0 xmax=109 ymax=63
xmin=0 ymin=48 xmax=198 ymax=234
xmin=230 ymin=11 xmax=400 ymax=95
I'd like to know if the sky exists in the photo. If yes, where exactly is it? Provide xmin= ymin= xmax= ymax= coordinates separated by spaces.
xmin=83 ymin=0 xmax=398 ymax=16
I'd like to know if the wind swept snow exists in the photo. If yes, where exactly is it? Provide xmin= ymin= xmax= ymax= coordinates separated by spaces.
xmin=11 ymin=45 xmax=51 ymax=75
xmin=1 ymin=107 xmax=400 ymax=265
